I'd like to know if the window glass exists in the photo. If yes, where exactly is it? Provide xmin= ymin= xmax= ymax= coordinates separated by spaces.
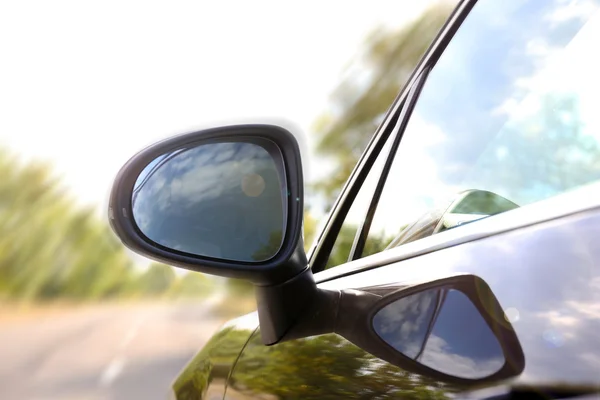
xmin=364 ymin=0 xmax=600 ymax=255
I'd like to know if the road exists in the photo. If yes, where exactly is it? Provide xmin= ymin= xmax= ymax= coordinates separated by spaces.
xmin=0 ymin=297 xmax=226 ymax=400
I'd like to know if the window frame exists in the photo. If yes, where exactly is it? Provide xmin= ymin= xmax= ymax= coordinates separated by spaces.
xmin=309 ymin=0 xmax=476 ymax=274
xmin=348 ymin=67 xmax=431 ymax=261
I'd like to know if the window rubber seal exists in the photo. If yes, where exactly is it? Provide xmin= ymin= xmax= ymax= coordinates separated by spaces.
xmin=348 ymin=66 xmax=431 ymax=261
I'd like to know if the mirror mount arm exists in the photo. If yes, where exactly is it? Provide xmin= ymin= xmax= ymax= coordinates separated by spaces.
xmin=256 ymin=237 xmax=326 ymax=346
xmin=256 ymin=237 xmax=381 ymax=346
xmin=274 ymin=285 xmax=341 ymax=344
xmin=256 ymin=266 xmax=320 ymax=346
xmin=266 ymin=283 xmax=381 ymax=347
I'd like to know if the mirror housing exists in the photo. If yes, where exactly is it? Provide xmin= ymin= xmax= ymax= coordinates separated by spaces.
xmin=108 ymin=124 xmax=307 ymax=286
xmin=368 ymin=275 xmax=524 ymax=384
xmin=275 ymin=274 xmax=525 ymax=385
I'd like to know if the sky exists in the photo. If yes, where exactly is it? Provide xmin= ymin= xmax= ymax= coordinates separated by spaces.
xmin=0 ymin=0 xmax=439 ymax=217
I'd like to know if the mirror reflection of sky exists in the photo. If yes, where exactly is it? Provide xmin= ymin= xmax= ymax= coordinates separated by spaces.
xmin=365 ymin=0 xmax=600 ymax=241
xmin=132 ymin=142 xmax=285 ymax=262
xmin=373 ymin=288 xmax=504 ymax=379
xmin=373 ymin=289 xmax=439 ymax=358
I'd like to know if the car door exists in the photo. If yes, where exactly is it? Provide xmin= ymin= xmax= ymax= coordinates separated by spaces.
xmin=220 ymin=0 xmax=600 ymax=398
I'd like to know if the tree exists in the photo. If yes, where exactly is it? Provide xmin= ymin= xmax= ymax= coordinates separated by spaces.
xmin=0 ymin=146 xmax=214 ymax=302
xmin=0 ymin=149 xmax=140 ymax=301
xmin=225 ymin=277 xmax=254 ymax=298
xmin=138 ymin=262 xmax=177 ymax=296
xmin=169 ymin=271 xmax=214 ymax=299
xmin=312 ymin=5 xmax=453 ymax=207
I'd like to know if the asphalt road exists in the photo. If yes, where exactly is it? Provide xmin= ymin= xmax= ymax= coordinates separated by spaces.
xmin=0 ymin=297 xmax=226 ymax=400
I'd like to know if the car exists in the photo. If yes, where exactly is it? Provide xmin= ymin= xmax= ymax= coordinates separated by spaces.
xmin=108 ymin=0 xmax=600 ymax=398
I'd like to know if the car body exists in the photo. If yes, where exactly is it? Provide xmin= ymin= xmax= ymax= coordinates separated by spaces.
xmin=109 ymin=0 xmax=600 ymax=399
xmin=171 ymin=188 xmax=600 ymax=399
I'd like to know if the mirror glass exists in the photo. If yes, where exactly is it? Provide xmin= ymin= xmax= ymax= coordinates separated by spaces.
xmin=372 ymin=287 xmax=505 ymax=379
xmin=131 ymin=141 xmax=286 ymax=262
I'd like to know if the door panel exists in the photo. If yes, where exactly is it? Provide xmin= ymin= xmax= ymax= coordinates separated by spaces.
xmin=226 ymin=332 xmax=450 ymax=400
xmin=172 ymin=314 xmax=258 ymax=400
xmin=226 ymin=208 xmax=600 ymax=399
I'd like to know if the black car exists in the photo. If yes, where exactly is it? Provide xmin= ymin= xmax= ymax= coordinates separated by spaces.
xmin=109 ymin=0 xmax=600 ymax=398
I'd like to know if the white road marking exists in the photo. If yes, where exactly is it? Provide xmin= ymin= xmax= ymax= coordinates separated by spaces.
xmin=97 ymin=300 xmax=218 ymax=388
xmin=98 ymin=357 xmax=126 ymax=387
xmin=100 ymin=313 xmax=149 ymax=387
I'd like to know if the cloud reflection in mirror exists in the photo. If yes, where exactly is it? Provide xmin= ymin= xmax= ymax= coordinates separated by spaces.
xmin=131 ymin=141 xmax=286 ymax=262
xmin=373 ymin=288 xmax=504 ymax=379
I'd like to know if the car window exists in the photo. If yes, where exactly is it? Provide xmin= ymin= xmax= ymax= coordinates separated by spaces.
xmin=360 ymin=0 xmax=600 ymax=257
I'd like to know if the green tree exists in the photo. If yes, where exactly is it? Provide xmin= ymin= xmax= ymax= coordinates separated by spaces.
xmin=0 ymin=147 xmax=217 ymax=302
xmin=0 ymin=150 xmax=140 ymax=301
xmin=169 ymin=271 xmax=214 ymax=298
xmin=225 ymin=277 xmax=254 ymax=298
xmin=138 ymin=262 xmax=177 ymax=296
xmin=313 ymin=5 xmax=452 ymax=206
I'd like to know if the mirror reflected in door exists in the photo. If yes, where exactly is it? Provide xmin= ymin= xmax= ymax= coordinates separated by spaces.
xmin=372 ymin=287 xmax=505 ymax=379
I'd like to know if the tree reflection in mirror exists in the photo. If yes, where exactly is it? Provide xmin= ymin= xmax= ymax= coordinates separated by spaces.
xmin=372 ymin=287 xmax=504 ymax=379
xmin=131 ymin=141 xmax=286 ymax=262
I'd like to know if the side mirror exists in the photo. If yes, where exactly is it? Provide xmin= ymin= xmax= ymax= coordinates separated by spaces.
xmin=109 ymin=124 xmax=307 ymax=285
xmin=367 ymin=275 xmax=525 ymax=385
xmin=278 ymin=274 xmax=525 ymax=386
xmin=109 ymin=124 xmax=314 ymax=345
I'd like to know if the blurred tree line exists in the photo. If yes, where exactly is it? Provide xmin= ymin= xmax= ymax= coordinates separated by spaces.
xmin=312 ymin=4 xmax=452 ymax=207
xmin=0 ymin=3 xmax=452 ymax=301
xmin=0 ymin=149 xmax=214 ymax=302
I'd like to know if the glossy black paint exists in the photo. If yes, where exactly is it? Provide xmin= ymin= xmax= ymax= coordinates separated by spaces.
xmin=172 ymin=314 xmax=257 ymax=400
xmin=217 ymin=208 xmax=600 ymax=399
xmin=373 ymin=287 xmax=508 ymax=379
xmin=368 ymin=276 xmax=524 ymax=385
